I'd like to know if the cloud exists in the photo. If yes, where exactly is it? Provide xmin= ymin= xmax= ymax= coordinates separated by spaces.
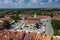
xmin=0 ymin=0 xmax=60 ymax=8
xmin=55 ymin=0 xmax=58 ymax=2
xmin=48 ymin=0 xmax=52 ymax=3
xmin=3 ymin=0 xmax=12 ymax=4
xmin=32 ymin=0 xmax=37 ymax=3
xmin=27 ymin=0 xmax=39 ymax=5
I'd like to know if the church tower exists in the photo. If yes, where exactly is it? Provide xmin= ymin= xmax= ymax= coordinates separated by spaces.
xmin=34 ymin=13 xmax=36 ymax=18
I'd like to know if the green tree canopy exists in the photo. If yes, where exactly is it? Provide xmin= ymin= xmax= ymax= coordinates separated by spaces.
xmin=11 ymin=15 xmax=19 ymax=21
xmin=3 ymin=21 xmax=11 ymax=29
xmin=51 ymin=19 xmax=60 ymax=30
xmin=0 ymin=13 xmax=5 ymax=18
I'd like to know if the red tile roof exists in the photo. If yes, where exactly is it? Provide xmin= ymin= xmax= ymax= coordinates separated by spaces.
xmin=19 ymin=14 xmax=31 ymax=17
xmin=0 ymin=35 xmax=3 ymax=40
xmin=36 ymin=15 xmax=48 ymax=19
xmin=0 ymin=20 xmax=4 ymax=25
xmin=23 ymin=34 xmax=29 ymax=40
xmin=2 ymin=38 xmax=10 ymax=40
xmin=29 ymin=33 xmax=36 ymax=40
xmin=52 ymin=37 xmax=58 ymax=40
xmin=42 ymin=35 xmax=52 ymax=40
xmin=26 ymin=18 xmax=40 ymax=25
xmin=53 ymin=14 xmax=60 ymax=20
xmin=16 ymin=31 xmax=25 ymax=40
xmin=0 ymin=30 xmax=60 ymax=40
xmin=35 ymin=33 xmax=42 ymax=40
xmin=4 ymin=17 xmax=11 ymax=21
xmin=9 ymin=32 xmax=15 ymax=39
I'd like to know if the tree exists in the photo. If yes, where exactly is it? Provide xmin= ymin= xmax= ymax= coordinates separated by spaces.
xmin=49 ymin=13 xmax=54 ymax=17
xmin=51 ymin=19 xmax=60 ymax=30
xmin=51 ymin=19 xmax=60 ymax=35
xmin=36 ymin=23 xmax=39 ymax=29
xmin=3 ymin=21 xmax=11 ymax=29
xmin=0 ymin=13 xmax=5 ymax=18
xmin=11 ymin=15 xmax=19 ymax=21
xmin=54 ymin=29 xmax=59 ymax=36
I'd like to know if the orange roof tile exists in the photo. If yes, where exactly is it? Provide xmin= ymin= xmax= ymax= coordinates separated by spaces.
xmin=1 ymin=30 xmax=60 ymax=40
xmin=0 ymin=35 xmax=3 ymax=40
xmin=29 ymin=33 xmax=35 ymax=40
xmin=2 ymin=38 xmax=10 ymax=40
xmin=0 ymin=20 xmax=4 ymax=25
xmin=12 ymin=37 xmax=19 ymax=40
xmin=23 ymin=34 xmax=29 ymax=40
xmin=43 ymin=35 xmax=51 ymax=40
xmin=36 ymin=15 xmax=48 ymax=19
xmin=19 ymin=14 xmax=31 ymax=17
xmin=4 ymin=17 xmax=11 ymax=21
xmin=52 ymin=37 xmax=59 ymax=40
xmin=53 ymin=14 xmax=60 ymax=20
xmin=16 ymin=31 xmax=24 ymax=40
xmin=35 ymin=33 xmax=42 ymax=40
xmin=26 ymin=18 xmax=40 ymax=25
xmin=9 ymin=32 xmax=15 ymax=39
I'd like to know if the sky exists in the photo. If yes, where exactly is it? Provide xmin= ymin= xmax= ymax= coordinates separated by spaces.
xmin=0 ymin=0 xmax=60 ymax=8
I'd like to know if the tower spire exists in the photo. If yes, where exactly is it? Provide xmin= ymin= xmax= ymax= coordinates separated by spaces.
xmin=34 ymin=13 xmax=36 ymax=18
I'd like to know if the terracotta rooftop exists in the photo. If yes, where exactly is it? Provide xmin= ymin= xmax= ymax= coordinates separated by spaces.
xmin=19 ymin=14 xmax=31 ymax=17
xmin=16 ymin=31 xmax=25 ymax=40
xmin=4 ymin=16 xmax=11 ymax=21
xmin=53 ymin=14 xmax=60 ymax=20
xmin=42 ymin=35 xmax=52 ymax=40
xmin=36 ymin=15 xmax=48 ymax=19
xmin=0 ymin=20 xmax=4 ymax=25
xmin=26 ymin=18 xmax=40 ymax=25
xmin=0 ymin=30 xmax=60 ymax=40
xmin=52 ymin=37 xmax=59 ymax=40
xmin=35 ymin=33 xmax=42 ymax=40
xmin=23 ymin=34 xmax=29 ymax=40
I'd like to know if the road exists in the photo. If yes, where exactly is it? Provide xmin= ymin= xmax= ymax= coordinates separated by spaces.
xmin=45 ymin=22 xmax=53 ymax=36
